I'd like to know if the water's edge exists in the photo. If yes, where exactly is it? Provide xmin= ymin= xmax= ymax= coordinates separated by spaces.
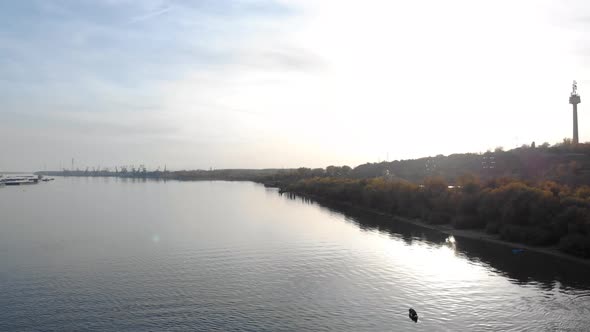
xmin=279 ymin=189 xmax=590 ymax=266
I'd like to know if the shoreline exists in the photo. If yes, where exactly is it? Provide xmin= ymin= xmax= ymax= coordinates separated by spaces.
xmin=280 ymin=188 xmax=590 ymax=266
xmin=400 ymin=216 xmax=590 ymax=266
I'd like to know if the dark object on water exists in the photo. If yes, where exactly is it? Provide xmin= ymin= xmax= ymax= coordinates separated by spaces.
xmin=409 ymin=308 xmax=418 ymax=323
xmin=512 ymin=248 xmax=525 ymax=254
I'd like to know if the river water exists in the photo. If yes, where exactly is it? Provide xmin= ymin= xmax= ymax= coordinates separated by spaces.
xmin=1 ymin=178 xmax=589 ymax=331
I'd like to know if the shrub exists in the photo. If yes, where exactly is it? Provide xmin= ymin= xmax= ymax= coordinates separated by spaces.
xmin=500 ymin=225 xmax=527 ymax=243
xmin=427 ymin=211 xmax=451 ymax=225
xmin=526 ymin=227 xmax=558 ymax=246
xmin=500 ymin=225 xmax=557 ymax=246
xmin=452 ymin=215 xmax=481 ymax=229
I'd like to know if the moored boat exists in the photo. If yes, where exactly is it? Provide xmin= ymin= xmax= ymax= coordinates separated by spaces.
xmin=0 ymin=175 xmax=40 ymax=185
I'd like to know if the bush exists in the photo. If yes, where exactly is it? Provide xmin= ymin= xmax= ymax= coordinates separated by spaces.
xmin=526 ymin=227 xmax=558 ymax=246
xmin=452 ymin=215 xmax=481 ymax=229
xmin=500 ymin=225 xmax=557 ymax=246
xmin=500 ymin=225 xmax=527 ymax=243
xmin=427 ymin=211 xmax=451 ymax=225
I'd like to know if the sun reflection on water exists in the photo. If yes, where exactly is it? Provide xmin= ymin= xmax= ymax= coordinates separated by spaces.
xmin=374 ymin=232 xmax=492 ymax=284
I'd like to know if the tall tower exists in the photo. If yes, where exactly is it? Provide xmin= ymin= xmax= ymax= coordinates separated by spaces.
xmin=570 ymin=80 xmax=581 ymax=144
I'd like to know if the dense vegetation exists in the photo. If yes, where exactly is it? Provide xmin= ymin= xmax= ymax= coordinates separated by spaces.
xmin=254 ymin=142 xmax=590 ymax=259
xmin=283 ymin=176 xmax=590 ymax=258
xmin=349 ymin=141 xmax=590 ymax=186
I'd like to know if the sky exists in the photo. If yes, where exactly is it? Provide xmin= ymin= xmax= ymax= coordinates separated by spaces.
xmin=1 ymin=0 xmax=589 ymax=171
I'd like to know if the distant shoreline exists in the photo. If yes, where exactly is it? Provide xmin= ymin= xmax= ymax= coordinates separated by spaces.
xmin=279 ymin=189 xmax=590 ymax=266
xmin=34 ymin=174 xmax=590 ymax=265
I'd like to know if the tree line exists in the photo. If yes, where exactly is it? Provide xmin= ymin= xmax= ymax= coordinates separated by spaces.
xmin=279 ymin=175 xmax=590 ymax=258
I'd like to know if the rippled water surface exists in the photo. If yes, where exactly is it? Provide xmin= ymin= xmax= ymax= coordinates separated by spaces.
xmin=1 ymin=178 xmax=590 ymax=331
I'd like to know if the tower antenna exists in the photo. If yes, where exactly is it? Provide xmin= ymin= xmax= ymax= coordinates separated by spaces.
xmin=569 ymin=80 xmax=581 ymax=144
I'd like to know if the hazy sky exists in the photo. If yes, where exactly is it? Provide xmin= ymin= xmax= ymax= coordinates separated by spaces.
xmin=1 ymin=0 xmax=589 ymax=171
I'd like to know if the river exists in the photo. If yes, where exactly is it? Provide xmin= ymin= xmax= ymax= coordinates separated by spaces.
xmin=1 ymin=177 xmax=589 ymax=331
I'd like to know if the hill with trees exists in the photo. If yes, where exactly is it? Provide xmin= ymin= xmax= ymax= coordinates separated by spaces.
xmin=350 ymin=140 xmax=590 ymax=186
xmin=258 ymin=141 xmax=590 ymax=259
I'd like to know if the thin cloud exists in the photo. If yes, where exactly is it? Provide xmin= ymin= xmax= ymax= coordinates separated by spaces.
xmin=129 ymin=6 xmax=173 ymax=24
xmin=254 ymin=47 xmax=325 ymax=71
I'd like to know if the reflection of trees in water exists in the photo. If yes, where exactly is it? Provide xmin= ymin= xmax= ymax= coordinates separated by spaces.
xmin=282 ymin=192 xmax=590 ymax=291
xmin=452 ymin=238 xmax=590 ymax=291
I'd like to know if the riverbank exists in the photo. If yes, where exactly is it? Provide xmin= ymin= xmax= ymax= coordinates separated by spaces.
xmin=280 ymin=189 xmax=590 ymax=266
xmin=405 ymin=216 xmax=590 ymax=266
